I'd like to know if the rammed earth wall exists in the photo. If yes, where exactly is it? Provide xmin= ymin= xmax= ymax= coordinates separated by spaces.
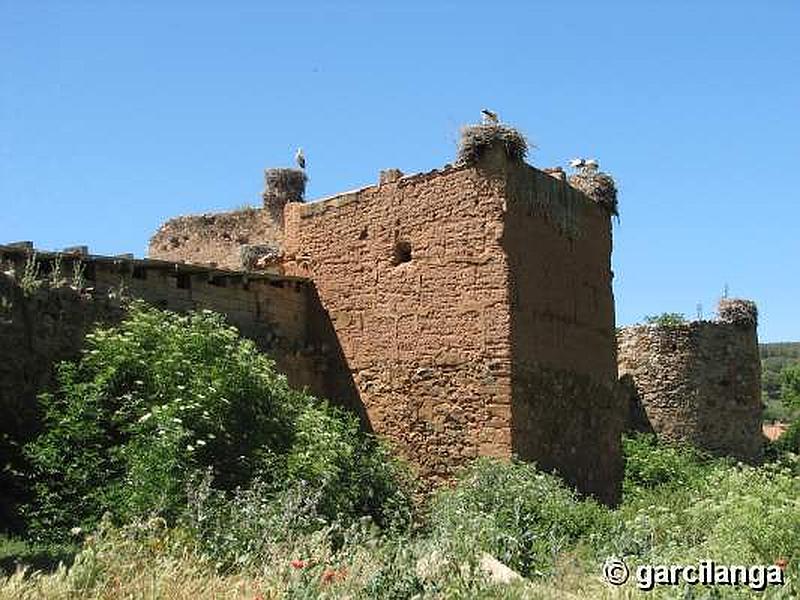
xmin=281 ymin=152 xmax=623 ymax=502
xmin=24 ymin=148 xmax=624 ymax=503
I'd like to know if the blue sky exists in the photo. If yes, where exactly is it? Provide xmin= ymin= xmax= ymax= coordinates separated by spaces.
xmin=1 ymin=1 xmax=798 ymax=341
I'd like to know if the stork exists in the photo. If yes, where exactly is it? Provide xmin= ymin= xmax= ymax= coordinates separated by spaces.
xmin=481 ymin=109 xmax=499 ymax=124
xmin=295 ymin=148 xmax=306 ymax=170
xmin=569 ymin=158 xmax=586 ymax=169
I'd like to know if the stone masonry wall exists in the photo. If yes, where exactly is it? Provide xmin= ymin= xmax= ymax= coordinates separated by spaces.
xmin=617 ymin=318 xmax=763 ymax=462
xmin=0 ymin=246 xmax=326 ymax=401
xmin=0 ymin=246 xmax=329 ymax=529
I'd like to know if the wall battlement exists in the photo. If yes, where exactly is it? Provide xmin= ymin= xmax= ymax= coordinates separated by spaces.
xmin=0 ymin=244 xmax=327 ymax=399
xmin=617 ymin=303 xmax=763 ymax=463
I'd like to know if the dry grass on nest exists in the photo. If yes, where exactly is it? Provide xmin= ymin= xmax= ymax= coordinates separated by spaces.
xmin=240 ymin=244 xmax=281 ymax=270
xmin=717 ymin=298 xmax=758 ymax=327
xmin=568 ymin=171 xmax=619 ymax=216
xmin=457 ymin=124 xmax=529 ymax=165
xmin=263 ymin=168 xmax=308 ymax=203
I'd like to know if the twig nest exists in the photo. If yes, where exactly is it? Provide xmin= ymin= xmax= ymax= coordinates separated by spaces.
xmin=568 ymin=167 xmax=618 ymax=216
xmin=457 ymin=124 xmax=529 ymax=166
xmin=240 ymin=244 xmax=282 ymax=271
xmin=717 ymin=298 xmax=758 ymax=327
xmin=262 ymin=168 xmax=308 ymax=206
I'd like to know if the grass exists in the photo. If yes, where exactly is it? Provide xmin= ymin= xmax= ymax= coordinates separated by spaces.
xmin=0 ymin=536 xmax=77 ymax=577
xmin=2 ymin=436 xmax=798 ymax=599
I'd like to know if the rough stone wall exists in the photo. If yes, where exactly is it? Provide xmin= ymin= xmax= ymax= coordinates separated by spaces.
xmin=149 ymin=207 xmax=284 ymax=272
xmin=504 ymin=163 xmax=622 ymax=504
xmin=617 ymin=318 xmax=763 ymax=462
xmin=0 ymin=247 xmax=330 ymax=530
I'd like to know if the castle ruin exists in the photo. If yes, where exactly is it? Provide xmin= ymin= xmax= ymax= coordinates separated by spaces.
xmin=150 ymin=142 xmax=624 ymax=502
xmin=3 ymin=133 xmax=626 ymax=504
xmin=618 ymin=299 xmax=763 ymax=462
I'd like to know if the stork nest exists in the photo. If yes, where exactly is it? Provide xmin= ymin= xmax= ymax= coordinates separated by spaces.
xmin=240 ymin=243 xmax=283 ymax=271
xmin=457 ymin=124 xmax=529 ymax=165
xmin=717 ymin=298 xmax=758 ymax=327
xmin=568 ymin=169 xmax=619 ymax=216
xmin=262 ymin=168 xmax=307 ymax=204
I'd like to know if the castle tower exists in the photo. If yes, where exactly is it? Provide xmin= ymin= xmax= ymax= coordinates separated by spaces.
xmin=281 ymin=140 xmax=623 ymax=503
xmin=617 ymin=299 xmax=763 ymax=462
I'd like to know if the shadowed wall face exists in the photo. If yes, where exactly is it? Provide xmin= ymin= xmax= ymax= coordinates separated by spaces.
xmin=503 ymin=165 xmax=622 ymax=505
xmin=618 ymin=320 xmax=763 ymax=463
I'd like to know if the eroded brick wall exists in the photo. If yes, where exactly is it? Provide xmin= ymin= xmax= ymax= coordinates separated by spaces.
xmin=281 ymin=161 xmax=622 ymax=501
xmin=282 ymin=167 xmax=515 ymax=483
xmin=617 ymin=320 xmax=763 ymax=462
xmin=149 ymin=208 xmax=284 ymax=271
xmin=504 ymin=164 xmax=622 ymax=504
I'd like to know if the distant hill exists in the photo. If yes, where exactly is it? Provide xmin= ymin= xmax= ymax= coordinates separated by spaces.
xmin=760 ymin=342 xmax=800 ymax=421
xmin=760 ymin=342 xmax=800 ymax=361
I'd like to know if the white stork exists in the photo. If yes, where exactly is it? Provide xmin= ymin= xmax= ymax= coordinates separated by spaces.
xmin=481 ymin=109 xmax=499 ymax=124
xmin=569 ymin=158 xmax=586 ymax=169
xmin=295 ymin=148 xmax=306 ymax=170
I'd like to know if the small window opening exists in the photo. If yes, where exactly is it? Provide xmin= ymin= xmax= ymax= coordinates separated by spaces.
xmin=393 ymin=240 xmax=412 ymax=265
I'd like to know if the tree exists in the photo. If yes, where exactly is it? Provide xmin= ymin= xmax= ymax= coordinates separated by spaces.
xmin=780 ymin=363 xmax=800 ymax=409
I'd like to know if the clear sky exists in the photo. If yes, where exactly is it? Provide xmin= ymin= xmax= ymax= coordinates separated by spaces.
xmin=1 ymin=1 xmax=798 ymax=342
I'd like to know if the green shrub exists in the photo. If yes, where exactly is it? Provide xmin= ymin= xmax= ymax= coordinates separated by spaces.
xmin=643 ymin=312 xmax=687 ymax=327
xmin=24 ymin=302 xmax=411 ymax=541
xmin=426 ymin=458 xmax=614 ymax=578
xmin=622 ymin=433 xmax=716 ymax=497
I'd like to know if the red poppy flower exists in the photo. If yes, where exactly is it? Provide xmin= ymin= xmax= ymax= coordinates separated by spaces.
xmin=290 ymin=559 xmax=307 ymax=569
xmin=321 ymin=569 xmax=337 ymax=583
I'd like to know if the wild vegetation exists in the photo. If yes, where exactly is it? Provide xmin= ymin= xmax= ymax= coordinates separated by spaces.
xmin=1 ymin=306 xmax=798 ymax=598
xmin=761 ymin=342 xmax=800 ymax=426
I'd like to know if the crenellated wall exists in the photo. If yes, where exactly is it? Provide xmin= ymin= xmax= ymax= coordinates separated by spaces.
xmin=0 ymin=246 xmax=328 ymax=401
